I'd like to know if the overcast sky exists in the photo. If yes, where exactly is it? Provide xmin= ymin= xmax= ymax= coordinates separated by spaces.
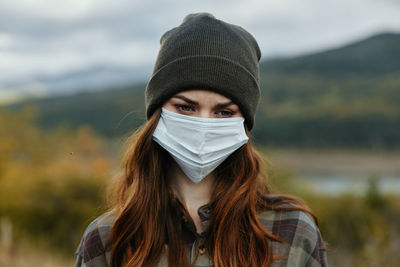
xmin=1 ymin=0 xmax=400 ymax=104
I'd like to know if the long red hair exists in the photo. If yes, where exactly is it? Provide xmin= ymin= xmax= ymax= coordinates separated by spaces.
xmin=107 ymin=107 xmax=316 ymax=267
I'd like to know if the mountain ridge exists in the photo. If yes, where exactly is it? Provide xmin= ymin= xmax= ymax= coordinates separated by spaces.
xmin=260 ymin=32 xmax=400 ymax=76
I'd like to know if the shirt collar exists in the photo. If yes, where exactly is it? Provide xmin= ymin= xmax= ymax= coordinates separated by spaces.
xmin=170 ymin=191 xmax=215 ymax=236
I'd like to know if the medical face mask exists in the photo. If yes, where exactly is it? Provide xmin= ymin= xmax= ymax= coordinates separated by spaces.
xmin=152 ymin=108 xmax=249 ymax=183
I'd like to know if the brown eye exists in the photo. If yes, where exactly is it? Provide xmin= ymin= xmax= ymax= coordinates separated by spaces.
xmin=174 ymin=104 xmax=195 ymax=112
xmin=216 ymin=110 xmax=234 ymax=117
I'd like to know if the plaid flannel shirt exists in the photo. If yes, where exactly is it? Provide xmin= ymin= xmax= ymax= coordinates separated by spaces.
xmin=75 ymin=196 xmax=328 ymax=267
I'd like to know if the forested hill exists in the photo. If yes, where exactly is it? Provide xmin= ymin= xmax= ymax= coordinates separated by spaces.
xmin=5 ymin=32 xmax=400 ymax=149
xmin=256 ymin=32 xmax=400 ymax=149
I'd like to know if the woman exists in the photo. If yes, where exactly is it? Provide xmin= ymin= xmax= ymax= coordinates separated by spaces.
xmin=75 ymin=13 xmax=328 ymax=267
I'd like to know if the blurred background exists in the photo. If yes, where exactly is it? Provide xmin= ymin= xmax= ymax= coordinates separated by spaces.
xmin=1 ymin=0 xmax=400 ymax=266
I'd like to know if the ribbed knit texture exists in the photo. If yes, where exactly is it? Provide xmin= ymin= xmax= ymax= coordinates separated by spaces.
xmin=145 ymin=12 xmax=261 ymax=130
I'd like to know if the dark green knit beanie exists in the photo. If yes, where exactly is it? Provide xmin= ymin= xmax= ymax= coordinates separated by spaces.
xmin=145 ymin=12 xmax=261 ymax=130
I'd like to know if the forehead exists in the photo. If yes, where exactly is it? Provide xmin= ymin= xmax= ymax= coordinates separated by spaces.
xmin=171 ymin=89 xmax=232 ymax=102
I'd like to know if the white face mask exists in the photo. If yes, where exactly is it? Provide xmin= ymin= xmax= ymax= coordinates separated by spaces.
xmin=152 ymin=108 xmax=249 ymax=183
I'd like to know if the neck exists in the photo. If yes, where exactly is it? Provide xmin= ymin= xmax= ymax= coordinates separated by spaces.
xmin=168 ymin=162 xmax=215 ymax=233
xmin=169 ymin=162 xmax=215 ymax=209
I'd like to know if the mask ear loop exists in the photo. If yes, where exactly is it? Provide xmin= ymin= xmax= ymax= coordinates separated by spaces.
xmin=243 ymin=122 xmax=252 ymax=139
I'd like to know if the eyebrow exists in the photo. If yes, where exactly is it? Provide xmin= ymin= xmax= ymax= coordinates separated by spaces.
xmin=173 ymin=95 xmax=235 ymax=108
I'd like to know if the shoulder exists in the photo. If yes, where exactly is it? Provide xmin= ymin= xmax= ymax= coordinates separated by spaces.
xmin=75 ymin=211 xmax=116 ymax=267
xmin=257 ymin=196 xmax=328 ymax=266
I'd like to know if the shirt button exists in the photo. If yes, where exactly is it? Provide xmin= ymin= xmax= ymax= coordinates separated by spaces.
xmin=199 ymin=246 xmax=206 ymax=255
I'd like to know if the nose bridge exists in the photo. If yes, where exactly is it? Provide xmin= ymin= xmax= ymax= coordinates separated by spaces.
xmin=198 ymin=108 xmax=211 ymax=118
xmin=198 ymin=102 xmax=214 ymax=118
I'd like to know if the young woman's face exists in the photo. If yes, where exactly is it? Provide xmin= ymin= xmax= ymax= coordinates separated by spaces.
xmin=162 ymin=89 xmax=243 ymax=118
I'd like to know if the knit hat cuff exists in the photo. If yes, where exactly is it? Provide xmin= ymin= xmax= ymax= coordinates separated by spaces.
xmin=145 ymin=55 xmax=260 ymax=130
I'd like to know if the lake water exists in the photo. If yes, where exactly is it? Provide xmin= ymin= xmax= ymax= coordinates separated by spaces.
xmin=297 ymin=174 xmax=400 ymax=195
